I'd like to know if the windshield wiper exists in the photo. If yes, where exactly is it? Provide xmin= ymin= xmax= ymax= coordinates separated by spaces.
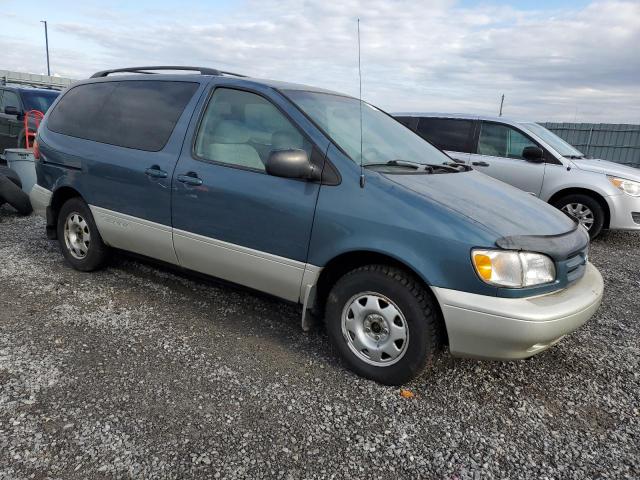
xmin=440 ymin=162 xmax=471 ymax=172
xmin=365 ymin=160 xmax=434 ymax=173
xmin=563 ymin=155 xmax=585 ymax=159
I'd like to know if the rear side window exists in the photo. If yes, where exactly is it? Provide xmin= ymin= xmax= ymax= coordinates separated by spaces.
xmin=417 ymin=118 xmax=475 ymax=153
xmin=48 ymin=81 xmax=199 ymax=151
xmin=395 ymin=116 xmax=418 ymax=130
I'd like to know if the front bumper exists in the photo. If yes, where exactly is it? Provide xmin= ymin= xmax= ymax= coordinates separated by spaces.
xmin=606 ymin=193 xmax=640 ymax=230
xmin=433 ymin=262 xmax=604 ymax=360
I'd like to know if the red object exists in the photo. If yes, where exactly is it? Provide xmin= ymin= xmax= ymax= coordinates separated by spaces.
xmin=24 ymin=110 xmax=44 ymax=150
xmin=33 ymin=139 xmax=40 ymax=160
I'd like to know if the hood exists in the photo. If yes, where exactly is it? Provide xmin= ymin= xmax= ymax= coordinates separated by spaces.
xmin=385 ymin=170 xmax=576 ymax=238
xmin=572 ymin=158 xmax=640 ymax=180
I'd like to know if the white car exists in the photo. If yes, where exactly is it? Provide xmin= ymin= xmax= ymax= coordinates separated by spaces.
xmin=395 ymin=113 xmax=640 ymax=238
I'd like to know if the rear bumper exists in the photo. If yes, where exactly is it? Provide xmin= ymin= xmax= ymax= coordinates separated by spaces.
xmin=29 ymin=184 xmax=52 ymax=218
xmin=606 ymin=193 xmax=640 ymax=230
xmin=433 ymin=263 xmax=604 ymax=360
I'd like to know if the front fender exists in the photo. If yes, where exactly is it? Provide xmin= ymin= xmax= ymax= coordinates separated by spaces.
xmin=308 ymin=161 xmax=499 ymax=297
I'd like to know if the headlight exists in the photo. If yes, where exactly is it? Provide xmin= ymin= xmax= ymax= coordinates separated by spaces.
xmin=472 ymin=249 xmax=556 ymax=288
xmin=608 ymin=176 xmax=640 ymax=197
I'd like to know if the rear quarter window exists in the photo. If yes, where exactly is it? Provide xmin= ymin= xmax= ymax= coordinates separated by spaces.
xmin=47 ymin=80 xmax=199 ymax=152
xmin=416 ymin=117 xmax=475 ymax=153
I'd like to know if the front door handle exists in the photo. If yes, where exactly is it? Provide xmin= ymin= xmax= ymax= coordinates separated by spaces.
xmin=472 ymin=161 xmax=490 ymax=167
xmin=145 ymin=166 xmax=168 ymax=178
xmin=177 ymin=173 xmax=203 ymax=186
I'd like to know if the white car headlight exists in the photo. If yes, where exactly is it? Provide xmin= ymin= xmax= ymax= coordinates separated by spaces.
xmin=608 ymin=176 xmax=640 ymax=197
xmin=472 ymin=249 xmax=556 ymax=288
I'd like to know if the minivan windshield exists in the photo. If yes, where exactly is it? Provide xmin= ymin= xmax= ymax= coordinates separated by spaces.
xmin=521 ymin=122 xmax=585 ymax=159
xmin=21 ymin=90 xmax=59 ymax=113
xmin=284 ymin=90 xmax=451 ymax=168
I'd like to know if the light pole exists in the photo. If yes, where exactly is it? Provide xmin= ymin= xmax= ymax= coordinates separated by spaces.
xmin=40 ymin=20 xmax=50 ymax=76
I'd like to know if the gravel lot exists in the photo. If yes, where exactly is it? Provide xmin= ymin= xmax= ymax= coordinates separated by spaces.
xmin=0 ymin=204 xmax=638 ymax=479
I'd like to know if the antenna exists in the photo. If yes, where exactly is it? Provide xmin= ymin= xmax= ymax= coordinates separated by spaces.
xmin=357 ymin=18 xmax=365 ymax=188
xmin=499 ymin=93 xmax=505 ymax=117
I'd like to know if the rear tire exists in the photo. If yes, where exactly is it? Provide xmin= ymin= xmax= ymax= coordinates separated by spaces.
xmin=0 ymin=166 xmax=22 ymax=188
xmin=552 ymin=193 xmax=604 ymax=239
xmin=56 ymin=197 xmax=109 ymax=271
xmin=0 ymin=176 xmax=32 ymax=215
xmin=325 ymin=264 xmax=440 ymax=385
xmin=0 ymin=167 xmax=22 ymax=208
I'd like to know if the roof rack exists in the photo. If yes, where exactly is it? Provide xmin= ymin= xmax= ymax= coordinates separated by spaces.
xmin=90 ymin=66 xmax=246 ymax=79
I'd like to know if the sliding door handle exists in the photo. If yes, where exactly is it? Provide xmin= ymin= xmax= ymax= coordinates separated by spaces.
xmin=177 ymin=173 xmax=203 ymax=186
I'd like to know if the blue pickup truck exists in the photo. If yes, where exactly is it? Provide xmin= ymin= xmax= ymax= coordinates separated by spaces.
xmin=30 ymin=66 xmax=603 ymax=384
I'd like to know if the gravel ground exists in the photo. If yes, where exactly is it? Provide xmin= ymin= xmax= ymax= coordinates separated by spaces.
xmin=0 ymin=204 xmax=638 ymax=480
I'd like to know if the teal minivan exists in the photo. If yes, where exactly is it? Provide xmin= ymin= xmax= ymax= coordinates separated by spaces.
xmin=30 ymin=67 xmax=604 ymax=384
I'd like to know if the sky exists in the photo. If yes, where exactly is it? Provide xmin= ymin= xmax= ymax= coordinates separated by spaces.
xmin=1 ymin=0 xmax=639 ymax=123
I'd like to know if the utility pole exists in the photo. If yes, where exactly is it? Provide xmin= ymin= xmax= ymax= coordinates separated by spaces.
xmin=40 ymin=20 xmax=50 ymax=76
xmin=499 ymin=94 xmax=505 ymax=117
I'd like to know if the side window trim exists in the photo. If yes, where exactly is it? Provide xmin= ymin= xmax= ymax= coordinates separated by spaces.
xmin=191 ymin=85 xmax=323 ymax=176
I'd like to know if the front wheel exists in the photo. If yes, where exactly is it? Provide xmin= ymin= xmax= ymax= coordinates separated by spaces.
xmin=57 ymin=197 xmax=109 ymax=271
xmin=552 ymin=193 xmax=605 ymax=239
xmin=325 ymin=265 xmax=440 ymax=385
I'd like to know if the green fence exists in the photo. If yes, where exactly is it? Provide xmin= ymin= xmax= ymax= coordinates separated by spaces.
xmin=540 ymin=123 xmax=640 ymax=168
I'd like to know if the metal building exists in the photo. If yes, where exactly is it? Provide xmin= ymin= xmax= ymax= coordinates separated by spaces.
xmin=541 ymin=122 xmax=640 ymax=168
xmin=0 ymin=70 xmax=74 ymax=90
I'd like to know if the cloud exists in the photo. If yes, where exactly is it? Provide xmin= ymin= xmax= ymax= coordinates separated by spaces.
xmin=1 ymin=0 xmax=639 ymax=122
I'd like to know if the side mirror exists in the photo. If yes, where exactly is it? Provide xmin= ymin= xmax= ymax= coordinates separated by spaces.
xmin=4 ymin=106 xmax=21 ymax=117
xmin=522 ymin=146 xmax=544 ymax=163
xmin=266 ymin=149 xmax=321 ymax=181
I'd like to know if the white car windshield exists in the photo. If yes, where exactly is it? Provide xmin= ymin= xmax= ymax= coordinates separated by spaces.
xmin=521 ymin=122 xmax=585 ymax=158
xmin=284 ymin=90 xmax=451 ymax=168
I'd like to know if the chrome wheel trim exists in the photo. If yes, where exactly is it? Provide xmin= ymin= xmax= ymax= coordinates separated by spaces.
xmin=341 ymin=292 xmax=409 ymax=367
xmin=561 ymin=203 xmax=595 ymax=230
xmin=64 ymin=212 xmax=91 ymax=260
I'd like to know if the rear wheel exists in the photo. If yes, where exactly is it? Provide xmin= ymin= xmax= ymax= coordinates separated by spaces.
xmin=553 ymin=193 xmax=604 ymax=239
xmin=325 ymin=264 xmax=440 ymax=385
xmin=57 ymin=197 xmax=109 ymax=271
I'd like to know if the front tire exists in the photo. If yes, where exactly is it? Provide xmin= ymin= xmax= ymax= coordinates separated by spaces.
xmin=57 ymin=197 xmax=109 ymax=271
xmin=325 ymin=265 xmax=440 ymax=385
xmin=552 ymin=193 xmax=605 ymax=239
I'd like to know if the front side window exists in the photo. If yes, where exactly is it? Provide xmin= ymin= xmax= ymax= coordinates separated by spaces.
xmin=194 ymin=88 xmax=311 ymax=171
xmin=417 ymin=118 xmax=475 ymax=153
xmin=285 ymin=90 xmax=449 ymax=167
xmin=477 ymin=122 xmax=538 ymax=159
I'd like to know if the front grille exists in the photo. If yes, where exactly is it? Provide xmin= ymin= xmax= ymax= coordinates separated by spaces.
xmin=563 ymin=248 xmax=588 ymax=285
xmin=632 ymin=212 xmax=640 ymax=225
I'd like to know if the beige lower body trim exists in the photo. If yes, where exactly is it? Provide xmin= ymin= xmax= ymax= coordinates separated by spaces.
xmin=90 ymin=206 xmax=179 ymax=265
xmin=173 ymin=228 xmax=315 ymax=302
